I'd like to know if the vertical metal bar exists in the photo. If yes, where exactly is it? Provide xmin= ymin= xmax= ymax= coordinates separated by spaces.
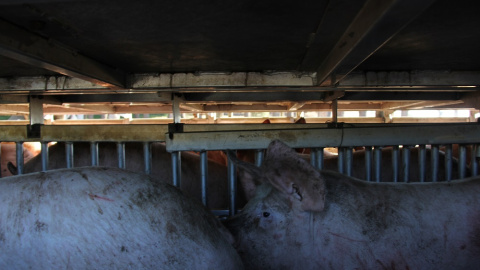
xmin=0 ymin=142 xmax=2 ymax=178
xmin=373 ymin=146 xmax=382 ymax=182
xmin=364 ymin=146 xmax=372 ymax=181
xmin=200 ymin=151 xmax=208 ymax=207
xmin=65 ymin=142 xmax=74 ymax=169
xmin=310 ymin=149 xmax=317 ymax=168
xmin=458 ymin=144 xmax=467 ymax=179
xmin=337 ymin=147 xmax=344 ymax=174
xmin=143 ymin=142 xmax=152 ymax=175
xmin=172 ymin=94 xmax=181 ymax=124
xmin=444 ymin=144 xmax=453 ymax=182
xmin=90 ymin=142 xmax=99 ymax=166
xmin=41 ymin=142 xmax=49 ymax=171
xmin=116 ymin=142 xmax=126 ymax=169
xmin=471 ymin=144 xmax=479 ymax=176
xmin=332 ymin=99 xmax=338 ymax=123
xmin=391 ymin=146 xmax=399 ymax=183
xmin=228 ymin=150 xmax=237 ymax=216
xmin=316 ymin=147 xmax=325 ymax=170
xmin=255 ymin=149 xmax=264 ymax=167
xmin=16 ymin=142 xmax=24 ymax=175
xmin=402 ymin=146 xmax=410 ymax=183
xmin=29 ymin=95 xmax=44 ymax=125
xmin=431 ymin=145 xmax=439 ymax=182
xmin=345 ymin=147 xmax=353 ymax=177
xmin=418 ymin=145 xmax=426 ymax=182
xmin=171 ymin=152 xmax=181 ymax=187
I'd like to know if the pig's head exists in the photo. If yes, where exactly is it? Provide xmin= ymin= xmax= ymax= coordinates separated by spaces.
xmin=225 ymin=140 xmax=326 ymax=269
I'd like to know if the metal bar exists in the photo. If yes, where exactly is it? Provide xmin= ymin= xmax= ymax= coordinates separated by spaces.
xmin=171 ymin=152 xmax=181 ymax=188
xmin=172 ymin=95 xmax=181 ymax=124
xmin=418 ymin=145 xmax=426 ymax=182
xmin=41 ymin=142 xmax=49 ymax=171
xmin=0 ymin=19 xmax=125 ymax=88
xmin=65 ymin=142 xmax=74 ymax=169
xmin=15 ymin=142 xmax=24 ymax=175
xmin=373 ymin=146 xmax=382 ymax=182
xmin=310 ymin=149 xmax=317 ymax=169
xmin=444 ymin=144 xmax=453 ymax=182
xmin=391 ymin=146 xmax=399 ymax=182
xmin=431 ymin=145 xmax=439 ymax=182
xmin=0 ymin=142 xmax=2 ymax=177
xmin=364 ymin=146 xmax=372 ymax=181
xmin=458 ymin=144 xmax=467 ymax=179
xmin=337 ymin=147 xmax=344 ymax=174
xmin=116 ymin=142 xmax=126 ymax=169
xmin=316 ymin=0 xmax=436 ymax=85
xmin=402 ymin=146 xmax=411 ymax=183
xmin=200 ymin=151 xmax=208 ymax=207
xmin=255 ymin=150 xmax=264 ymax=167
xmin=41 ymin=125 xmax=168 ymax=142
xmin=166 ymin=124 xmax=480 ymax=152
xmin=29 ymin=95 xmax=44 ymax=125
xmin=311 ymin=148 xmax=324 ymax=170
xmin=345 ymin=147 xmax=353 ymax=177
xmin=143 ymin=142 xmax=152 ymax=175
xmin=472 ymin=144 xmax=479 ymax=176
xmin=332 ymin=99 xmax=338 ymax=123
xmin=90 ymin=142 xmax=99 ymax=166
xmin=227 ymin=150 xmax=237 ymax=216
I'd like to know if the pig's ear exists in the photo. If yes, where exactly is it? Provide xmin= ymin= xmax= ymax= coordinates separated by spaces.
xmin=264 ymin=140 xmax=326 ymax=212
xmin=226 ymin=150 xmax=263 ymax=200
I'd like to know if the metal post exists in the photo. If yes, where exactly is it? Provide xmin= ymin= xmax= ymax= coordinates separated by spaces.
xmin=312 ymin=147 xmax=324 ymax=170
xmin=15 ymin=142 xmax=24 ymax=175
xmin=29 ymin=95 xmax=44 ymax=125
xmin=337 ymin=147 xmax=344 ymax=174
xmin=458 ymin=144 xmax=467 ymax=179
xmin=171 ymin=152 xmax=181 ymax=188
xmin=41 ymin=142 xmax=49 ymax=171
xmin=345 ymin=147 xmax=353 ymax=177
xmin=228 ymin=150 xmax=237 ymax=216
xmin=364 ymin=146 xmax=372 ymax=181
xmin=143 ymin=142 xmax=152 ymax=175
xmin=332 ymin=99 xmax=338 ymax=123
xmin=255 ymin=149 xmax=264 ymax=167
xmin=373 ymin=146 xmax=382 ymax=182
xmin=200 ymin=151 xmax=208 ymax=207
xmin=90 ymin=142 xmax=99 ymax=166
xmin=116 ymin=142 xmax=126 ymax=169
xmin=431 ymin=145 xmax=439 ymax=182
xmin=65 ymin=142 xmax=74 ymax=169
xmin=418 ymin=145 xmax=426 ymax=182
xmin=444 ymin=144 xmax=453 ymax=182
xmin=310 ymin=149 xmax=317 ymax=169
xmin=391 ymin=146 xmax=399 ymax=183
xmin=472 ymin=144 xmax=479 ymax=176
xmin=0 ymin=142 xmax=2 ymax=177
xmin=402 ymin=146 xmax=411 ymax=183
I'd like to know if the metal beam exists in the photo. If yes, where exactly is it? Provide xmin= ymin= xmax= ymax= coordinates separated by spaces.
xmin=316 ymin=0 xmax=437 ymax=85
xmin=340 ymin=71 xmax=480 ymax=88
xmin=166 ymin=123 xmax=480 ymax=151
xmin=0 ymin=19 xmax=125 ymax=88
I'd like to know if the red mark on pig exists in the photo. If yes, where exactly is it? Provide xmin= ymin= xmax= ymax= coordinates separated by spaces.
xmin=88 ymin=194 xmax=114 ymax=202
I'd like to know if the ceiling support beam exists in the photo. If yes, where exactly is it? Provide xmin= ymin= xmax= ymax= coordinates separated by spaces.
xmin=316 ymin=0 xmax=437 ymax=85
xmin=0 ymin=19 xmax=126 ymax=88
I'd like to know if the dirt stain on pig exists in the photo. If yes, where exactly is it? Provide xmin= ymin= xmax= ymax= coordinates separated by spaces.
xmin=34 ymin=220 xmax=48 ymax=233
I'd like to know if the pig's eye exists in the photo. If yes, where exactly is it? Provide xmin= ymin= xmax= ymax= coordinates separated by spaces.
xmin=262 ymin=212 xmax=270 ymax=217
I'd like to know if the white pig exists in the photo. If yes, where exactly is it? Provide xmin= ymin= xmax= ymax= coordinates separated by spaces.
xmin=0 ymin=167 xmax=243 ymax=269
xmin=226 ymin=140 xmax=480 ymax=270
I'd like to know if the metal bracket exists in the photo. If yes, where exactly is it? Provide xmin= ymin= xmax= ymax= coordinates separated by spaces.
xmin=27 ymin=124 xmax=42 ymax=138
xmin=168 ymin=123 xmax=185 ymax=139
